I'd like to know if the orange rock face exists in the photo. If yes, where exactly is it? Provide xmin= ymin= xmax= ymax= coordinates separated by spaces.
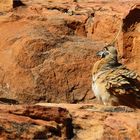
xmin=38 ymin=103 xmax=140 ymax=140
xmin=0 ymin=104 xmax=73 ymax=139
xmin=0 ymin=1 xmax=139 ymax=139
xmin=122 ymin=6 xmax=140 ymax=72
xmin=0 ymin=103 xmax=140 ymax=139
xmin=0 ymin=0 xmax=139 ymax=104
xmin=0 ymin=0 xmax=13 ymax=12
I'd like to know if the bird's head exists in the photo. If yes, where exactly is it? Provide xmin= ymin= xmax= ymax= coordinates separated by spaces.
xmin=93 ymin=45 xmax=120 ymax=73
xmin=96 ymin=45 xmax=117 ymax=59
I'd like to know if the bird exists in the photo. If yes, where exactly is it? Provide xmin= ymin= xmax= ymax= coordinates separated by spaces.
xmin=92 ymin=45 xmax=140 ymax=108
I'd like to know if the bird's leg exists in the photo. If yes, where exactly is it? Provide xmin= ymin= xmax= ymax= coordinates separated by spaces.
xmin=96 ymin=96 xmax=102 ymax=104
xmin=102 ymin=94 xmax=111 ymax=106
xmin=103 ymin=102 xmax=108 ymax=106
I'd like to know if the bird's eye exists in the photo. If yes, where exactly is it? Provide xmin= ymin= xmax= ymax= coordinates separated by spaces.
xmin=104 ymin=47 xmax=108 ymax=51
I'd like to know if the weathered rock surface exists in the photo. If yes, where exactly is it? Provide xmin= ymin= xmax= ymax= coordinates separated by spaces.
xmin=0 ymin=1 xmax=139 ymax=139
xmin=0 ymin=103 xmax=139 ymax=140
xmin=38 ymin=103 xmax=140 ymax=140
xmin=0 ymin=0 xmax=139 ymax=103
xmin=0 ymin=104 xmax=73 ymax=139
xmin=0 ymin=0 xmax=13 ymax=12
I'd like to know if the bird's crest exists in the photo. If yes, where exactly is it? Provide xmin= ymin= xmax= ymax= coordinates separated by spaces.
xmin=104 ymin=22 xmax=123 ymax=48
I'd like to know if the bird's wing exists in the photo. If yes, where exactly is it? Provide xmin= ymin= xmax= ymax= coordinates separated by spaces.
xmin=105 ymin=66 xmax=140 ymax=97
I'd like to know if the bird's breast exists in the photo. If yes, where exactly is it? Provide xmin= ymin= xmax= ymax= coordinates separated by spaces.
xmin=92 ymin=82 xmax=101 ymax=98
xmin=92 ymin=70 xmax=108 ymax=82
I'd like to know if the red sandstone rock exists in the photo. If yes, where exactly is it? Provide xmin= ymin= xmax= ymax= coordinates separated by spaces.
xmin=0 ymin=104 xmax=73 ymax=139
xmin=0 ymin=0 xmax=139 ymax=104
xmin=0 ymin=0 xmax=13 ymax=12
xmin=0 ymin=1 xmax=139 ymax=139
xmin=0 ymin=8 xmax=101 ymax=103
xmin=0 ymin=103 xmax=139 ymax=139
xmin=38 ymin=103 xmax=140 ymax=140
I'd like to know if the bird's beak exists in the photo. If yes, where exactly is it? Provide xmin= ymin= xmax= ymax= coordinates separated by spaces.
xmin=96 ymin=50 xmax=109 ymax=58
xmin=96 ymin=50 xmax=105 ymax=58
